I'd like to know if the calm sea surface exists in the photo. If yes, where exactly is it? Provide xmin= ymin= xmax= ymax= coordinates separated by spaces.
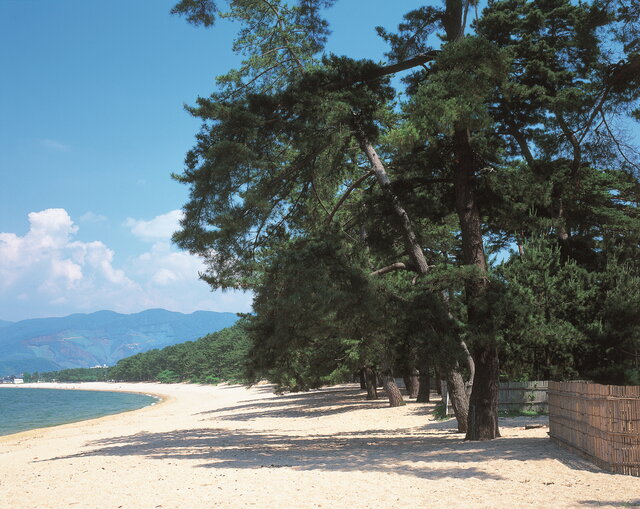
xmin=0 ymin=388 xmax=158 ymax=436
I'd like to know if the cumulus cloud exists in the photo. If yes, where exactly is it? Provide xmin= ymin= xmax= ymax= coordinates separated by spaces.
xmin=130 ymin=241 xmax=203 ymax=286
xmin=0 ymin=209 xmax=252 ymax=321
xmin=0 ymin=209 xmax=141 ymax=316
xmin=124 ymin=209 xmax=183 ymax=241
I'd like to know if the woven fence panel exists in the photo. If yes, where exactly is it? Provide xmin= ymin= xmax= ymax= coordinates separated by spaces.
xmin=499 ymin=380 xmax=548 ymax=413
xmin=549 ymin=381 xmax=640 ymax=476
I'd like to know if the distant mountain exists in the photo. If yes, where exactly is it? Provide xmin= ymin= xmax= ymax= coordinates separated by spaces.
xmin=0 ymin=309 xmax=238 ymax=376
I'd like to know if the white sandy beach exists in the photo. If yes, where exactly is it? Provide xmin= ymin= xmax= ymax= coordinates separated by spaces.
xmin=0 ymin=382 xmax=638 ymax=509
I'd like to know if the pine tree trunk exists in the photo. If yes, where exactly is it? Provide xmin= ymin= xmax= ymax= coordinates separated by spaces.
xmin=357 ymin=136 xmax=431 ymax=275
xmin=417 ymin=365 xmax=430 ymax=403
xmin=364 ymin=366 xmax=378 ymax=400
xmin=381 ymin=370 xmax=405 ymax=407
xmin=453 ymin=126 xmax=500 ymax=441
xmin=359 ymin=368 xmax=367 ymax=390
xmin=466 ymin=342 xmax=501 ymax=440
xmin=440 ymin=290 xmax=475 ymax=430
xmin=445 ymin=368 xmax=470 ymax=433
xmin=402 ymin=368 xmax=420 ymax=398
xmin=405 ymin=368 xmax=419 ymax=398
xmin=438 ymin=0 xmax=500 ymax=441
xmin=402 ymin=375 xmax=411 ymax=395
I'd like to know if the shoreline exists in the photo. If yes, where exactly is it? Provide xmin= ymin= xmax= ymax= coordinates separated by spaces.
xmin=1 ymin=382 xmax=638 ymax=508
xmin=0 ymin=382 xmax=168 ymax=441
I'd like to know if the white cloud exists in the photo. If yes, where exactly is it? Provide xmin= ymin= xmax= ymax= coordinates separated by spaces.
xmin=0 ymin=209 xmax=141 ymax=313
xmin=125 ymin=210 xmax=184 ymax=241
xmin=41 ymin=139 xmax=71 ymax=152
xmin=131 ymin=241 xmax=202 ymax=285
xmin=0 ymin=209 xmax=253 ymax=321
xmin=50 ymin=258 xmax=83 ymax=286
xmin=28 ymin=208 xmax=78 ymax=248
xmin=79 ymin=211 xmax=107 ymax=223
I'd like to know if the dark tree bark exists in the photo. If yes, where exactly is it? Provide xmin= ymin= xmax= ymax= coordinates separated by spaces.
xmin=359 ymin=368 xmax=367 ymax=390
xmin=381 ymin=371 xmax=406 ymax=407
xmin=434 ymin=0 xmax=500 ymax=441
xmin=357 ymin=135 xmax=431 ymax=275
xmin=404 ymin=368 xmax=419 ymax=398
xmin=359 ymin=135 xmax=476 ymax=422
xmin=409 ymin=368 xmax=420 ymax=398
xmin=452 ymin=127 xmax=500 ymax=440
xmin=416 ymin=360 xmax=430 ymax=403
xmin=440 ymin=288 xmax=475 ymax=431
xmin=466 ymin=343 xmax=500 ymax=440
xmin=363 ymin=366 xmax=378 ymax=400
xmin=402 ymin=375 xmax=412 ymax=395
xmin=445 ymin=368 xmax=470 ymax=433
xmin=417 ymin=372 xmax=430 ymax=402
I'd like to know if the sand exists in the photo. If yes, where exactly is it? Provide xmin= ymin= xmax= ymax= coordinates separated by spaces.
xmin=0 ymin=382 xmax=638 ymax=509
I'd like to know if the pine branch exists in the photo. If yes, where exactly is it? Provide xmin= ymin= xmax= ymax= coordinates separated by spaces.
xmin=508 ymin=126 xmax=535 ymax=167
xmin=217 ymin=58 xmax=295 ymax=102
xmin=260 ymin=0 xmax=304 ymax=70
xmin=326 ymin=51 xmax=439 ymax=91
xmin=370 ymin=262 xmax=416 ymax=277
xmin=555 ymin=110 xmax=582 ymax=176
xmin=325 ymin=171 xmax=374 ymax=225
xmin=608 ymin=54 xmax=640 ymax=93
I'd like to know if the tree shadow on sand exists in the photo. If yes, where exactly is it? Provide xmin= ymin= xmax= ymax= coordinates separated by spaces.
xmin=200 ymin=385 xmax=549 ymax=432
xmin=197 ymin=385 xmax=390 ymax=421
xmin=41 ymin=426 xmax=548 ymax=481
xmin=37 ymin=384 xmax=606 ymax=480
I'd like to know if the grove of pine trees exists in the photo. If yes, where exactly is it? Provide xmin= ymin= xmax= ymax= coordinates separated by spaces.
xmin=169 ymin=0 xmax=640 ymax=440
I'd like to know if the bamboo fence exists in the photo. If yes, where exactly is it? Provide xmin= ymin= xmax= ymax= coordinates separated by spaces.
xmin=441 ymin=380 xmax=548 ymax=415
xmin=499 ymin=380 xmax=548 ymax=413
xmin=548 ymin=381 xmax=640 ymax=476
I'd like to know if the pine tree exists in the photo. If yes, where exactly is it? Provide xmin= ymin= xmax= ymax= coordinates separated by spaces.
xmin=171 ymin=0 xmax=640 ymax=439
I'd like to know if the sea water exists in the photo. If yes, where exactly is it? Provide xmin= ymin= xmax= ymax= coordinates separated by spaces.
xmin=0 ymin=387 xmax=158 ymax=436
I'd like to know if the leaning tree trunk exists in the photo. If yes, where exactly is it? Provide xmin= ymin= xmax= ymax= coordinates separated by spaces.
xmin=363 ymin=366 xmax=378 ymax=400
xmin=380 ymin=368 xmax=405 ymax=407
xmin=453 ymin=126 xmax=500 ymax=440
xmin=357 ymin=134 xmax=431 ymax=275
xmin=355 ymin=135 xmax=430 ymax=409
xmin=440 ymin=289 xmax=475 ymax=431
xmin=445 ymin=367 xmax=470 ymax=433
xmin=356 ymin=129 xmax=478 ymax=421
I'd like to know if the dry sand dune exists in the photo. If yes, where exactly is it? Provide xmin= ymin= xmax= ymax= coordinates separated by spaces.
xmin=0 ymin=382 xmax=638 ymax=508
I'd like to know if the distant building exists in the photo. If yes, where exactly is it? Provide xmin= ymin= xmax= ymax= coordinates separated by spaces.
xmin=13 ymin=378 xmax=24 ymax=384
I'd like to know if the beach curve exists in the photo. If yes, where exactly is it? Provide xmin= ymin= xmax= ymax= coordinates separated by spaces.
xmin=0 ymin=382 xmax=637 ymax=509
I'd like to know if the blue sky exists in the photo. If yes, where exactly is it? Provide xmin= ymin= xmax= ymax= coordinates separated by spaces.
xmin=0 ymin=0 xmax=424 ymax=321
